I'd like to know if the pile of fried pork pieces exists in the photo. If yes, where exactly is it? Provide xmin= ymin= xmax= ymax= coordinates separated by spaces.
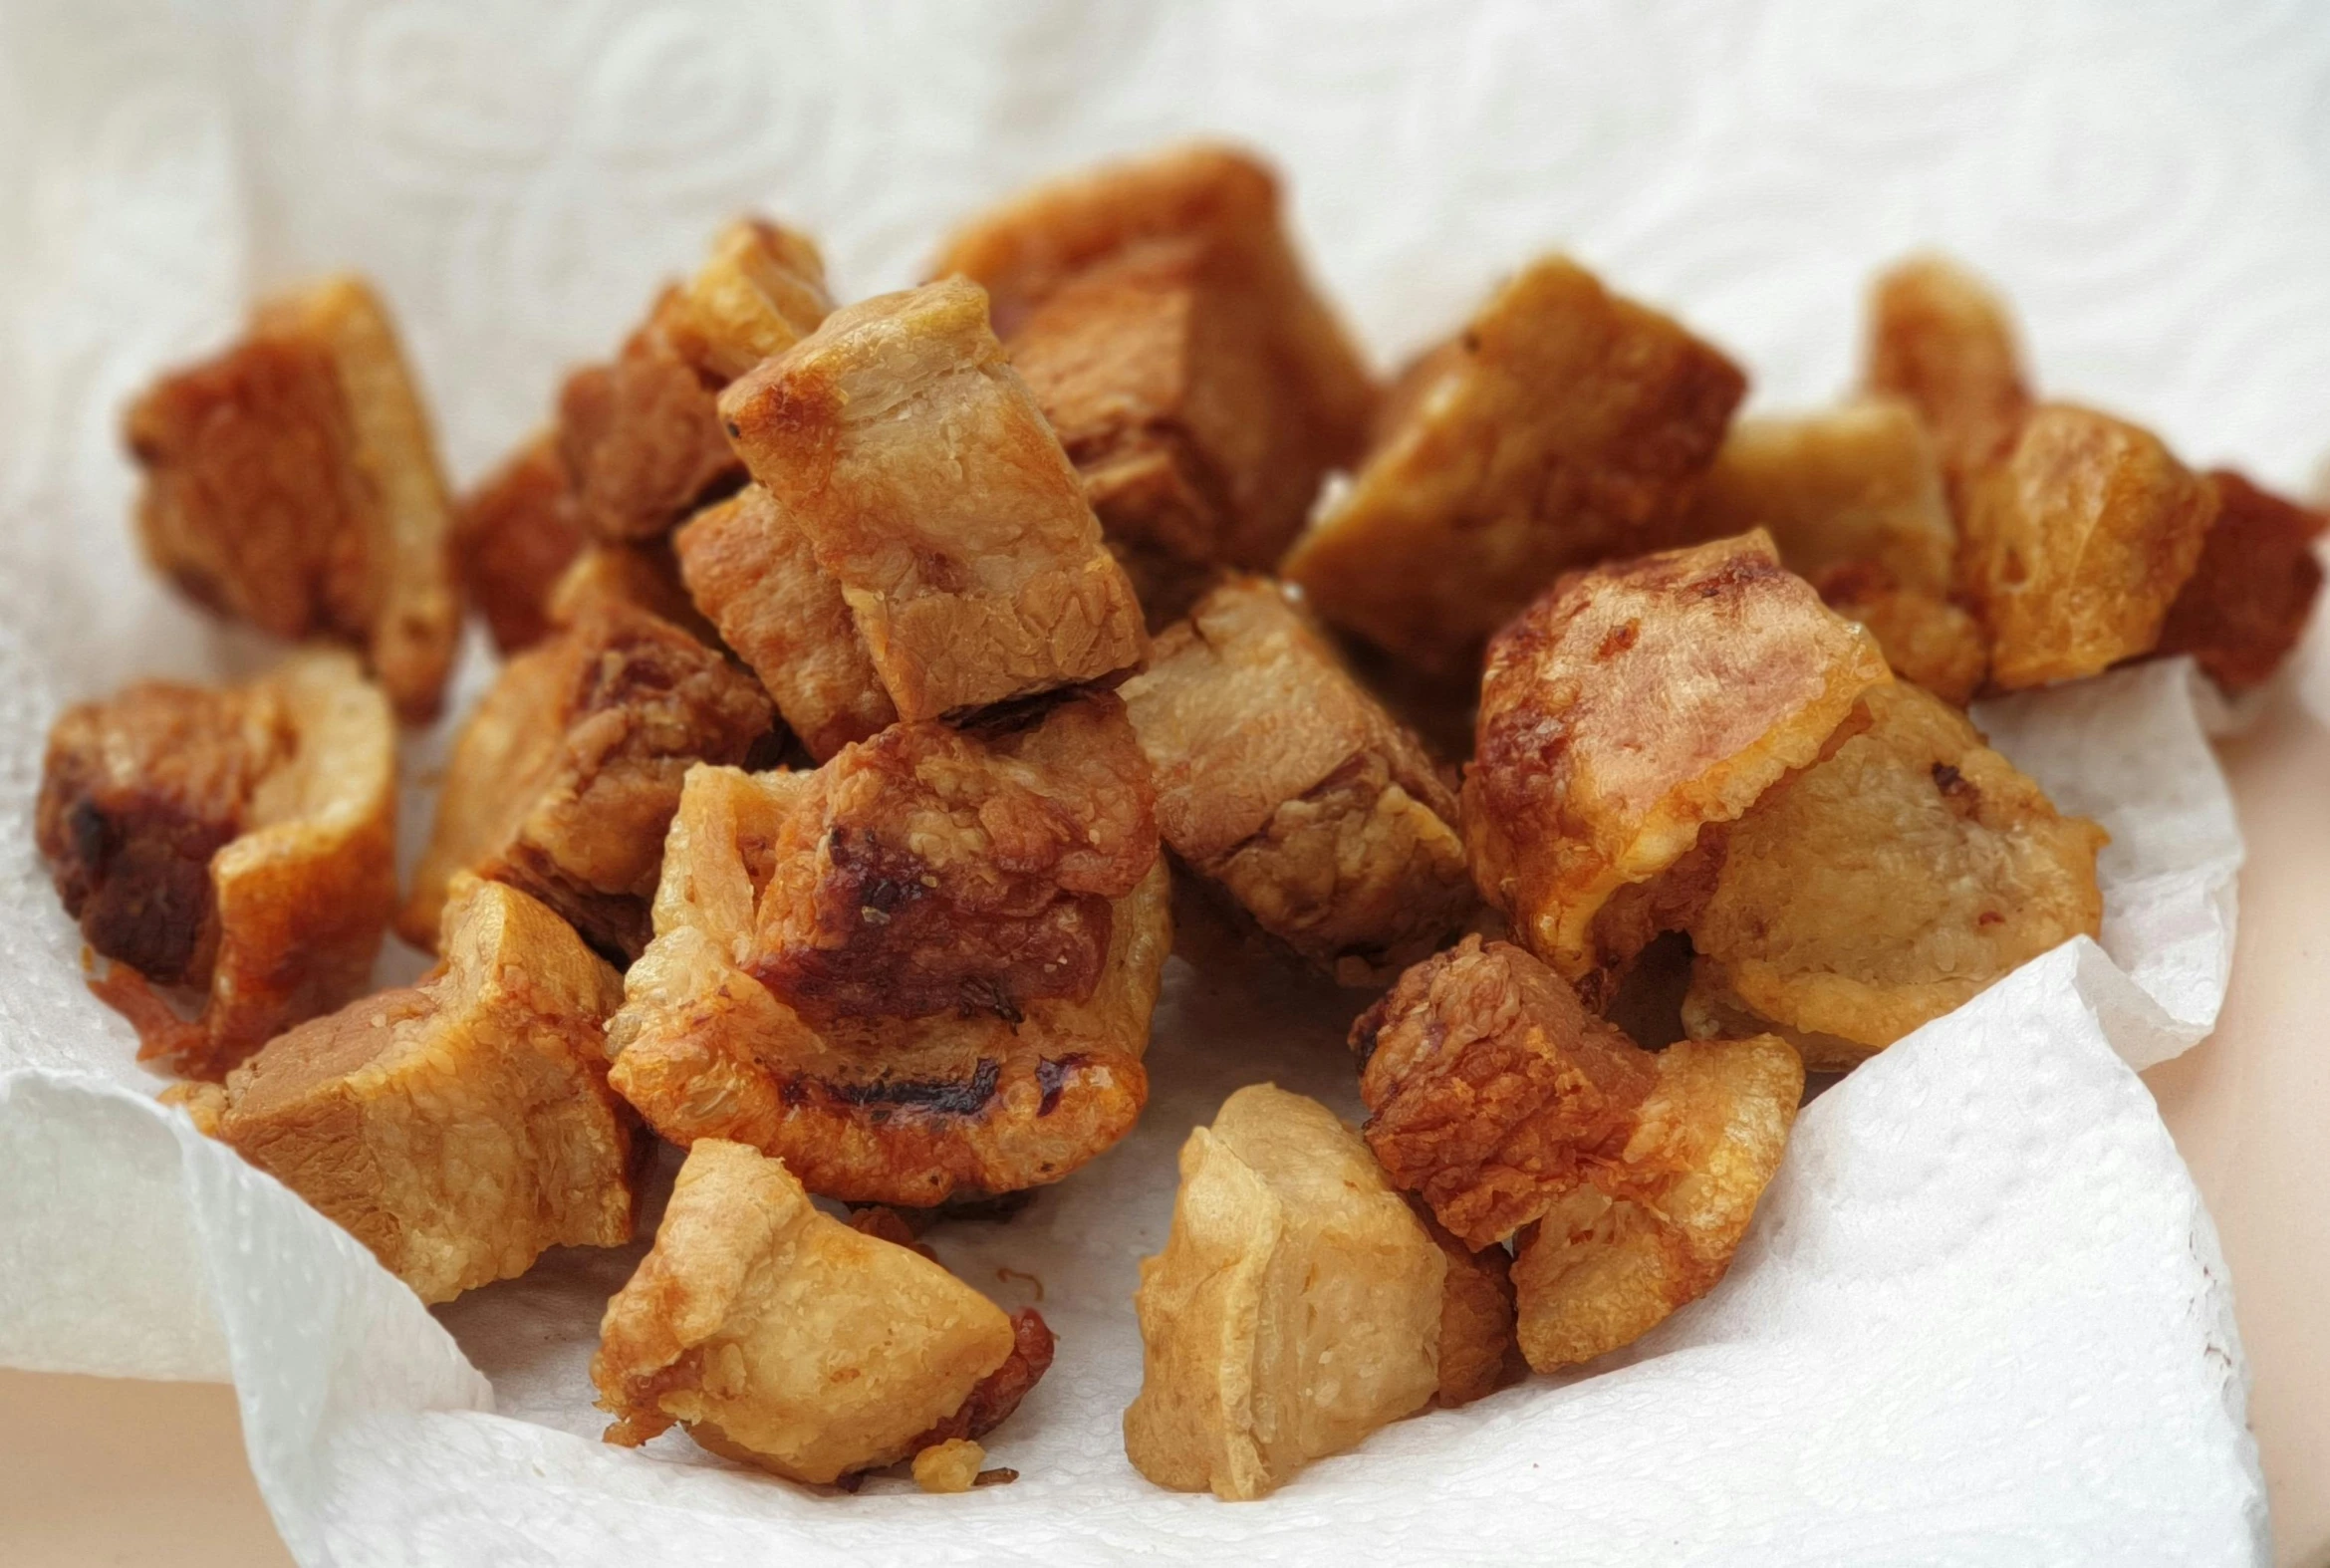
xmin=38 ymin=144 xmax=2321 ymax=1501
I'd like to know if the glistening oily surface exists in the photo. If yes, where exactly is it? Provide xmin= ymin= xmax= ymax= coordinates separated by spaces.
xmin=0 ymin=0 xmax=2313 ymax=1561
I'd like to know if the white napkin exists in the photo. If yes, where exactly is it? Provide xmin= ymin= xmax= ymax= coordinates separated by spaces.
xmin=0 ymin=0 xmax=2307 ymax=1561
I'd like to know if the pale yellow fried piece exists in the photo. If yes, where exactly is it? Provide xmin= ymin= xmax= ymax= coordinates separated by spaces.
xmin=912 ymin=1438 xmax=986 ymax=1493
xmin=1961 ymin=403 xmax=2218 ymax=689
xmin=936 ymin=144 xmax=1376 ymax=591
xmin=1682 ymin=679 xmax=2107 ymax=1068
xmin=657 ymin=218 xmax=835 ymax=385
xmin=608 ymin=730 xmax=1168 ymax=1203
xmin=126 ymin=277 xmax=461 ymax=722
xmin=1863 ymin=254 xmax=2033 ymax=509
xmin=719 ymin=278 xmax=1149 ymax=719
xmin=172 ymin=877 xmax=636 ymax=1303
xmin=591 ymin=1139 xmax=1015 ymax=1484
xmin=673 ymin=484 xmax=897 ymax=759
xmin=1121 ymin=576 xmax=1471 ymax=981
xmin=1123 ymin=1085 xmax=1443 ymax=1501
xmin=38 ymin=650 xmax=396 ymax=1080
xmin=400 ymin=601 xmax=773 ymax=960
xmin=1464 ymin=532 xmax=1892 ymax=1005
xmin=451 ymin=430 xmax=585 ymax=653
xmin=2152 ymin=470 xmax=2326 ymax=694
xmin=1281 ymin=256 xmax=1746 ymax=674
xmin=1509 ymin=1031 xmax=1800 ymax=1371
xmin=544 ymin=540 xmax=718 ymax=646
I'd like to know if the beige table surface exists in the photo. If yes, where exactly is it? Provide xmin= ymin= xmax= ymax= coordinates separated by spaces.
xmin=1 ymin=686 xmax=2322 ymax=1568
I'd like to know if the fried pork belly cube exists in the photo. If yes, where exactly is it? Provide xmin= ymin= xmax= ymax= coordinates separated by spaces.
xmin=172 ymin=878 xmax=638 ymax=1304
xmin=1464 ymin=532 xmax=1892 ymax=1006
xmin=1682 ymin=679 xmax=2106 ymax=1070
xmin=400 ymin=600 xmax=773 ymax=961
xmin=1353 ymin=936 xmax=1800 ymax=1369
xmin=719 ymin=278 xmax=1150 ymax=719
xmin=126 ymin=277 xmax=461 ymax=722
xmin=673 ymin=485 xmax=896 ymax=759
xmin=2152 ymin=470 xmax=2326 ymax=694
xmin=1120 ymin=576 xmax=1471 ymax=982
xmin=37 ymin=651 xmax=395 ymax=1079
xmin=1811 ymin=560 xmax=1987 ymax=707
xmin=1862 ymin=254 xmax=2033 ymax=507
xmin=934 ymin=144 xmax=1377 ymax=595
xmin=607 ymin=700 xmax=1168 ymax=1204
xmin=592 ymin=1139 xmax=1042 ymax=1485
xmin=451 ymin=430 xmax=586 ymax=653
xmin=1962 ymin=404 xmax=2218 ymax=690
xmin=559 ymin=219 xmax=833 ymax=543
xmin=543 ymin=540 xmax=717 ymax=646
xmin=1123 ymin=1085 xmax=1443 ymax=1500
xmin=1281 ymin=257 xmax=1746 ymax=675
xmin=1417 ymin=1204 xmax=1522 ymax=1407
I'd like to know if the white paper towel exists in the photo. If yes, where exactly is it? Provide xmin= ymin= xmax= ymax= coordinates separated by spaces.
xmin=0 ymin=0 xmax=2309 ymax=1561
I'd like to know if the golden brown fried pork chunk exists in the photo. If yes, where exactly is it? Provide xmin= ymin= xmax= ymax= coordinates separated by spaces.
xmin=543 ymin=540 xmax=717 ymax=646
xmin=673 ymin=485 xmax=897 ymax=759
xmin=1961 ymin=403 xmax=2218 ymax=690
xmin=1464 ymin=532 xmax=1892 ymax=1005
xmin=720 ymin=278 xmax=1150 ymax=719
xmin=1281 ymin=256 xmax=1746 ymax=675
xmin=2152 ymin=470 xmax=2326 ymax=694
xmin=593 ymin=1139 xmax=1036 ymax=1485
xmin=172 ymin=877 xmax=637 ymax=1303
xmin=38 ymin=651 xmax=395 ymax=1079
xmin=1682 ymin=680 xmax=2107 ymax=1069
xmin=126 ymin=277 xmax=461 ymax=722
xmin=450 ymin=430 xmax=585 ymax=654
xmin=608 ymin=735 xmax=1168 ymax=1205
xmin=557 ymin=218 xmax=833 ymax=543
xmin=1353 ymin=936 xmax=1800 ymax=1370
xmin=1811 ymin=559 xmax=1987 ymax=707
xmin=1124 ymin=1085 xmax=1443 ymax=1500
xmin=935 ymin=144 xmax=1376 ymax=602
xmin=1416 ymin=1204 xmax=1522 ymax=1408
xmin=1121 ymin=576 xmax=1472 ymax=982
xmin=1863 ymin=254 xmax=2033 ymax=509
xmin=401 ymin=601 xmax=773 ymax=960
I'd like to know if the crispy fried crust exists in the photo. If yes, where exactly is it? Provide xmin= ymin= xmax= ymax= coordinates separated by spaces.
xmin=2153 ymin=470 xmax=2326 ymax=693
xmin=126 ymin=277 xmax=461 ymax=722
xmin=658 ymin=218 xmax=835 ymax=385
xmin=1962 ymin=403 xmax=2218 ymax=689
xmin=718 ymin=277 xmax=1150 ymax=719
xmin=907 ymin=1309 xmax=1057 ymax=1450
xmin=1121 ymin=577 xmax=1473 ymax=981
xmin=608 ymin=767 xmax=1168 ymax=1205
xmin=1281 ymin=256 xmax=1746 ymax=674
xmin=39 ymin=651 xmax=396 ymax=1079
xmin=544 ymin=541 xmax=718 ymax=646
xmin=1123 ymin=1085 xmax=1443 ymax=1500
xmin=1415 ymin=1204 xmax=1523 ymax=1407
xmin=1813 ymin=560 xmax=1988 ymax=706
xmin=673 ymin=485 xmax=897 ymax=759
xmin=591 ymin=1139 xmax=1017 ymax=1484
xmin=1682 ymin=680 xmax=2107 ymax=1068
xmin=401 ymin=601 xmax=774 ymax=960
xmin=1463 ymin=532 xmax=1892 ymax=1004
xmin=179 ymin=878 xmax=637 ymax=1303
xmin=1862 ymin=255 xmax=2032 ymax=510
xmin=452 ymin=430 xmax=585 ymax=653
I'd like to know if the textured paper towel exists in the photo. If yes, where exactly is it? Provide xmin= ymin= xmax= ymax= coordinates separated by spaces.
xmin=0 ymin=0 xmax=2307 ymax=1560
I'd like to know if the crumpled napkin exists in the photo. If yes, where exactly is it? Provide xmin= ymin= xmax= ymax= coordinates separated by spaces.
xmin=1 ymin=0 xmax=2310 ymax=1561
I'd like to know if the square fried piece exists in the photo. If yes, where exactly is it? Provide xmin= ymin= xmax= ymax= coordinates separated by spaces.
xmin=1682 ymin=679 xmax=2107 ymax=1070
xmin=1121 ymin=576 xmax=1472 ymax=982
xmin=173 ymin=877 xmax=638 ymax=1304
xmin=1862 ymin=254 xmax=2033 ymax=509
xmin=126 ymin=276 xmax=461 ymax=721
xmin=451 ymin=429 xmax=585 ymax=653
xmin=401 ymin=600 xmax=773 ymax=961
xmin=935 ymin=144 xmax=1376 ymax=599
xmin=592 ymin=1138 xmax=1027 ymax=1485
xmin=2152 ymin=470 xmax=2326 ymax=694
xmin=559 ymin=218 xmax=832 ymax=543
xmin=1124 ymin=1085 xmax=1443 ymax=1500
xmin=1352 ymin=936 xmax=1801 ymax=1370
xmin=607 ymin=747 xmax=1169 ymax=1205
xmin=1962 ymin=403 xmax=2218 ymax=689
xmin=674 ymin=484 xmax=897 ymax=760
xmin=1464 ymin=531 xmax=1892 ymax=1006
xmin=1281 ymin=256 xmax=1746 ymax=675
xmin=38 ymin=650 xmax=396 ymax=1079
xmin=718 ymin=277 xmax=1150 ymax=719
